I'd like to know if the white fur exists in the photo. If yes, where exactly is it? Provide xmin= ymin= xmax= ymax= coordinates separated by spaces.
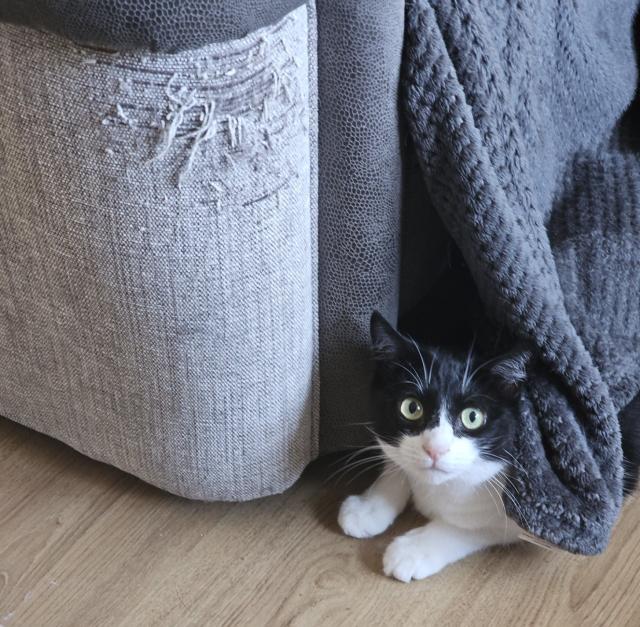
xmin=338 ymin=469 xmax=410 ymax=538
xmin=338 ymin=414 xmax=521 ymax=582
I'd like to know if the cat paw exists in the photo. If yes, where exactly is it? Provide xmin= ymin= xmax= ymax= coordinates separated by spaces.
xmin=338 ymin=495 xmax=395 ymax=538
xmin=383 ymin=535 xmax=442 ymax=582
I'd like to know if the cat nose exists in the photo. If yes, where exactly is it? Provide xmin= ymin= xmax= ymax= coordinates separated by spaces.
xmin=422 ymin=443 xmax=449 ymax=461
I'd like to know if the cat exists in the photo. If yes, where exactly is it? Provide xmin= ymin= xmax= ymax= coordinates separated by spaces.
xmin=338 ymin=311 xmax=640 ymax=582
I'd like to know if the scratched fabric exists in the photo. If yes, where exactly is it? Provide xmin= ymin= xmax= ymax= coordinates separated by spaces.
xmin=0 ymin=5 xmax=319 ymax=500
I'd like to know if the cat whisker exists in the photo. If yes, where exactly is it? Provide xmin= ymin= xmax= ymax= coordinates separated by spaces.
xmin=500 ymin=449 xmax=530 ymax=478
xmin=428 ymin=350 xmax=436 ymax=386
xmin=483 ymin=480 xmax=504 ymax=517
xmin=364 ymin=426 xmax=381 ymax=440
xmin=328 ymin=457 xmax=385 ymax=478
xmin=481 ymin=452 xmax=525 ymax=494
xmin=393 ymin=361 xmax=424 ymax=391
xmin=408 ymin=336 xmax=429 ymax=391
xmin=472 ymin=393 xmax=498 ymax=403
xmin=378 ymin=463 xmax=402 ymax=482
xmin=327 ymin=464 xmax=381 ymax=487
xmin=337 ymin=454 xmax=387 ymax=468
xmin=479 ymin=453 xmax=524 ymax=500
xmin=339 ymin=443 xmax=381 ymax=459
xmin=461 ymin=337 xmax=476 ymax=392
xmin=339 ymin=442 xmax=376 ymax=449
xmin=345 ymin=460 xmax=387 ymax=485
xmin=340 ymin=420 xmax=375 ymax=428
xmin=487 ymin=477 xmax=519 ymax=527
xmin=327 ymin=445 xmax=383 ymax=469
xmin=465 ymin=355 xmax=501 ymax=390
xmin=496 ymin=470 xmax=522 ymax=497
xmin=483 ymin=479 xmax=510 ymax=540
xmin=324 ymin=455 xmax=388 ymax=484
xmin=498 ymin=482 xmax=528 ymax=526
xmin=340 ymin=453 xmax=387 ymax=468
xmin=480 ymin=451 xmax=511 ymax=466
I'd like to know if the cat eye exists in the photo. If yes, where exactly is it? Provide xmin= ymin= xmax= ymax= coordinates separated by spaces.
xmin=460 ymin=407 xmax=486 ymax=430
xmin=400 ymin=397 xmax=424 ymax=421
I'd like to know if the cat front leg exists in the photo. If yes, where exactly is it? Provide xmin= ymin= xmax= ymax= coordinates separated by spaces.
xmin=338 ymin=462 xmax=410 ymax=538
xmin=383 ymin=520 xmax=518 ymax=582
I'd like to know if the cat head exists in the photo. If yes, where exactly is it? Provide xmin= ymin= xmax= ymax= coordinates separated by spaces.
xmin=370 ymin=311 xmax=529 ymax=487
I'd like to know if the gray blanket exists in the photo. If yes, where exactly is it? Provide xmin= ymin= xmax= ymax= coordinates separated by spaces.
xmin=403 ymin=0 xmax=640 ymax=554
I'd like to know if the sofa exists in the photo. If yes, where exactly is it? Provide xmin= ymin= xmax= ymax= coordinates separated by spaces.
xmin=0 ymin=0 xmax=421 ymax=500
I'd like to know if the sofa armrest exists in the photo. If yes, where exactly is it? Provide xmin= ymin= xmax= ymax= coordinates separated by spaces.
xmin=0 ymin=0 xmax=305 ymax=52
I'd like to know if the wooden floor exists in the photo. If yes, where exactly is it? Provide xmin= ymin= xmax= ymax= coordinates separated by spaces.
xmin=1 ymin=417 xmax=640 ymax=627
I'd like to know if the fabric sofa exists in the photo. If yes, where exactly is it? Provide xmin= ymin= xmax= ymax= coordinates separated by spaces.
xmin=0 ymin=0 xmax=414 ymax=500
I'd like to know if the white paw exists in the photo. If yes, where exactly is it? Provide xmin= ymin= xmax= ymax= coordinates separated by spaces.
xmin=338 ymin=495 xmax=395 ymax=538
xmin=383 ymin=534 xmax=443 ymax=582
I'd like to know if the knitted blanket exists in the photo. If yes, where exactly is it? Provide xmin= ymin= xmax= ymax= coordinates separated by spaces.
xmin=403 ymin=0 xmax=640 ymax=554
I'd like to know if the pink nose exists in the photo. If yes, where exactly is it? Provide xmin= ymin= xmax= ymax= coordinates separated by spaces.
xmin=422 ymin=444 xmax=449 ymax=461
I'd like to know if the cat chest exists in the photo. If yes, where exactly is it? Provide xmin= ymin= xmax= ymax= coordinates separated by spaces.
xmin=410 ymin=485 xmax=502 ymax=529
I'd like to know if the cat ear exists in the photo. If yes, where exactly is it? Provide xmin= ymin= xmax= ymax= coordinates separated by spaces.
xmin=370 ymin=311 xmax=409 ymax=360
xmin=489 ymin=349 xmax=532 ymax=396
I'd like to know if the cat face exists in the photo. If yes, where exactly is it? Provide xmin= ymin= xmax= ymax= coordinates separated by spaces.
xmin=370 ymin=312 xmax=528 ymax=487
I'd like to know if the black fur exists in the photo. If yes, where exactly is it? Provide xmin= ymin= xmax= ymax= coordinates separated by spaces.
xmin=370 ymin=311 xmax=640 ymax=494
xmin=370 ymin=311 xmax=524 ymax=463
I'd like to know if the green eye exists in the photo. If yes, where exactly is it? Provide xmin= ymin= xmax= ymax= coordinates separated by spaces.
xmin=460 ymin=407 xmax=486 ymax=430
xmin=400 ymin=397 xmax=424 ymax=421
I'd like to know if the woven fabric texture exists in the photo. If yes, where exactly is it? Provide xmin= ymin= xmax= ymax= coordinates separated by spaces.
xmin=0 ymin=5 xmax=319 ymax=500
xmin=403 ymin=0 xmax=640 ymax=553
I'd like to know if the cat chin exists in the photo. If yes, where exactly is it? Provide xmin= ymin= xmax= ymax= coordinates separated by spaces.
xmin=406 ymin=466 xmax=473 ymax=486
xmin=419 ymin=468 xmax=458 ymax=486
xmin=399 ymin=461 xmax=504 ymax=488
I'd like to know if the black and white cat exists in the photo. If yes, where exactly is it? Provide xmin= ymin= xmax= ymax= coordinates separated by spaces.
xmin=338 ymin=312 xmax=639 ymax=582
